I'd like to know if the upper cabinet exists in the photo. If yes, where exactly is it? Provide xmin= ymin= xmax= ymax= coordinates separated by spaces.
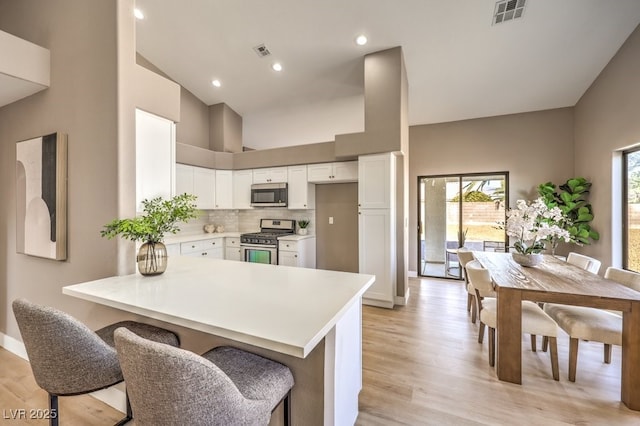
xmin=214 ymin=170 xmax=233 ymax=209
xmin=358 ymin=153 xmax=394 ymax=209
xmin=253 ymin=166 xmax=288 ymax=184
xmin=233 ymin=170 xmax=253 ymax=209
xmin=175 ymin=164 xmax=215 ymax=209
xmin=136 ymin=109 xmax=175 ymax=212
xmin=287 ymin=165 xmax=315 ymax=210
xmin=176 ymin=165 xmax=235 ymax=210
xmin=307 ymin=161 xmax=358 ymax=183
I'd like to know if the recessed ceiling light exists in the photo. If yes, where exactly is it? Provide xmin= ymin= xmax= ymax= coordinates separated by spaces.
xmin=211 ymin=79 xmax=221 ymax=87
xmin=134 ymin=8 xmax=145 ymax=20
xmin=356 ymin=35 xmax=368 ymax=46
xmin=272 ymin=63 xmax=283 ymax=72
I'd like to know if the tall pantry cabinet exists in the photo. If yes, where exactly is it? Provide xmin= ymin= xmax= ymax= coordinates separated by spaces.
xmin=358 ymin=153 xmax=397 ymax=308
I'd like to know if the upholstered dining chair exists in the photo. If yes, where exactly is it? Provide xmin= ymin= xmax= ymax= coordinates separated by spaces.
xmin=465 ymin=261 xmax=560 ymax=380
xmin=457 ymin=249 xmax=477 ymax=323
xmin=543 ymin=267 xmax=640 ymax=382
xmin=12 ymin=298 xmax=180 ymax=426
xmin=566 ymin=252 xmax=602 ymax=274
xmin=114 ymin=327 xmax=295 ymax=426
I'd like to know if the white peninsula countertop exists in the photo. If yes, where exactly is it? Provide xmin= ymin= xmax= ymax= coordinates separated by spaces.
xmin=63 ymin=256 xmax=374 ymax=358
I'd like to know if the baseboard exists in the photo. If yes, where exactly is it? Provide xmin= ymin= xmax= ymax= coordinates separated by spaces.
xmin=362 ymin=298 xmax=394 ymax=309
xmin=0 ymin=331 xmax=28 ymax=360
xmin=394 ymin=288 xmax=410 ymax=306
xmin=0 ymin=331 xmax=126 ymax=414
xmin=408 ymin=269 xmax=418 ymax=277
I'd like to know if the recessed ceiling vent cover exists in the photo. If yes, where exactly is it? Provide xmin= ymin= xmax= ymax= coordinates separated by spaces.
xmin=253 ymin=44 xmax=271 ymax=58
xmin=493 ymin=0 xmax=526 ymax=25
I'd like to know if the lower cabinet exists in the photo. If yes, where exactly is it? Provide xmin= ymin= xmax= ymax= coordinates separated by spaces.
xmin=225 ymin=237 xmax=242 ymax=261
xmin=278 ymin=238 xmax=316 ymax=268
xmin=180 ymin=238 xmax=224 ymax=259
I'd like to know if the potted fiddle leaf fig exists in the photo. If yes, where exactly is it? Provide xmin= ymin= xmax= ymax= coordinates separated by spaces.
xmin=101 ymin=194 xmax=199 ymax=275
xmin=538 ymin=177 xmax=600 ymax=254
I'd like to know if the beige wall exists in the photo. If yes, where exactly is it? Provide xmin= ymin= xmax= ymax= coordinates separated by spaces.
xmin=0 ymin=0 xmax=124 ymax=333
xmin=408 ymin=108 xmax=575 ymax=272
xmin=315 ymin=183 xmax=359 ymax=272
xmin=574 ymin=24 xmax=640 ymax=268
xmin=178 ymin=87 xmax=209 ymax=148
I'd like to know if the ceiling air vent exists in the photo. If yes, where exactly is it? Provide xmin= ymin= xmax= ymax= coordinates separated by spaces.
xmin=252 ymin=44 xmax=271 ymax=58
xmin=493 ymin=0 xmax=526 ymax=25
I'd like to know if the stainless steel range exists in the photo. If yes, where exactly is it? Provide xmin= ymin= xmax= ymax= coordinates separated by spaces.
xmin=240 ymin=219 xmax=296 ymax=265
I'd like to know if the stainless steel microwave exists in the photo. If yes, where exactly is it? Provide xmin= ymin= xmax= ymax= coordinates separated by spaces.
xmin=250 ymin=183 xmax=288 ymax=207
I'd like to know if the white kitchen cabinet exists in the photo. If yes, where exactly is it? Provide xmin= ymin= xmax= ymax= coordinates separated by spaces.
xmin=278 ymin=237 xmax=316 ymax=268
xmin=175 ymin=163 xmax=193 ymax=197
xmin=253 ymin=166 xmax=288 ymax=184
xmin=233 ymin=170 xmax=253 ymax=209
xmin=136 ymin=109 xmax=175 ymax=212
xmin=180 ymin=238 xmax=223 ymax=259
xmin=358 ymin=154 xmax=392 ymax=209
xmin=358 ymin=152 xmax=396 ymax=308
xmin=176 ymin=164 xmax=215 ymax=209
xmin=193 ymin=166 xmax=216 ymax=209
xmin=214 ymin=170 xmax=233 ymax=209
xmin=165 ymin=243 xmax=181 ymax=257
xmin=225 ymin=236 xmax=242 ymax=261
xmin=307 ymin=161 xmax=358 ymax=183
xmin=358 ymin=209 xmax=394 ymax=307
xmin=287 ymin=165 xmax=315 ymax=209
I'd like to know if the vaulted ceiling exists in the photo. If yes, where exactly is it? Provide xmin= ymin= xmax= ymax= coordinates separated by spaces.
xmin=135 ymin=0 xmax=640 ymax=149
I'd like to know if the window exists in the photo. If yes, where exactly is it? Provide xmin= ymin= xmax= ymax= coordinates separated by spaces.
xmin=623 ymin=147 xmax=640 ymax=272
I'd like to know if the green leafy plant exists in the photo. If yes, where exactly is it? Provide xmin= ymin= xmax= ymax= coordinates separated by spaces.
xmin=297 ymin=219 xmax=310 ymax=229
xmin=537 ymin=177 xmax=600 ymax=246
xmin=101 ymin=194 xmax=199 ymax=243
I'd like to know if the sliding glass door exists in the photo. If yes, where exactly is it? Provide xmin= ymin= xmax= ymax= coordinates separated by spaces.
xmin=418 ymin=172 xmax=508 ymax=279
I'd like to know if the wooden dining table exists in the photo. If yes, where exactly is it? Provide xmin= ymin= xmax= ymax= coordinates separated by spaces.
xmin=473 ymin=251 xmax=640 ymax=411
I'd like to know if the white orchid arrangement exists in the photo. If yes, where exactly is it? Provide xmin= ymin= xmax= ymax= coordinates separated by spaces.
xmin=506 ymin=198 xmax=571 ymax=254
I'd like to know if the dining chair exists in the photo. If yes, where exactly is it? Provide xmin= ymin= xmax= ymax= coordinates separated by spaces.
xmin=465 ymin=262 xmax=560 ymax=380
xmin=12 ymin=298 xmax=180 ymax=426
xmin=566 ymin=252 xmax=602 ymax=274
xmin=114 ymin=327 xmax=295 ymax=426
xmin=457 ymin=249 xmax=477 ymax=323
xmin=543 ymin=267 xmax=640 ymax=381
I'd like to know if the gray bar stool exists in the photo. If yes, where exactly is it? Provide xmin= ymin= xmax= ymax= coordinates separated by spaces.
xmin=114 ymin=327 xmax=294 ymax=425
xmin=12 ymin=298 xmax=180 ymax=426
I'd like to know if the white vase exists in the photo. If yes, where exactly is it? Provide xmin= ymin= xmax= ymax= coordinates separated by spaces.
xmin=511 ymin=252 xmax=543 ymax=267
xmin=298 ymin=228 xmax=308 ymax=235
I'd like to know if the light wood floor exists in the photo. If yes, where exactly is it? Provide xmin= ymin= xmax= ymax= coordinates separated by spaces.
xmin=2 ymin=276 xmax=640 ymax=425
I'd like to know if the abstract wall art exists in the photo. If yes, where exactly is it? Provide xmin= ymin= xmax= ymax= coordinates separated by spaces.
xmin=16 ymin=133 xmax=67 ymax=260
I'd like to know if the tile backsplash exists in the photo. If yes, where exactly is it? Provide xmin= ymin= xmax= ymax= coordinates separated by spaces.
xmin=176 ymin=209 xmax=315 ymax=236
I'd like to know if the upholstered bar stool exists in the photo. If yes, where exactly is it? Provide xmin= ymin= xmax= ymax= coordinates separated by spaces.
xmin=114 ymin=327 xmax=295 ymax=426
xmin=12 ymin=298 xmax=180 ymax=426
